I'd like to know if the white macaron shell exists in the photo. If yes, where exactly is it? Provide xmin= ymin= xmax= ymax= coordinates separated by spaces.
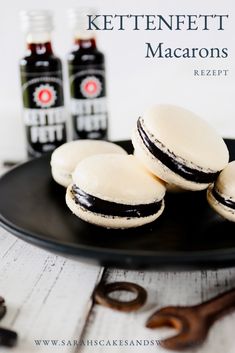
xmin=214 ymin=161 xmax=235 ymax=201
xmin=142 ymin=105 xmax=229 ymax=171
xmin=51 ymin=167 xmax=72 ymax=188
xmin=72 ymin=154 xmax=166 ymax=204
xmin=51 ymin=140 xmax=127 ymax=173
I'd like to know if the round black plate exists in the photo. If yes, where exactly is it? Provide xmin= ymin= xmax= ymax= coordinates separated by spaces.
xmin=0 ymin=140 xmax=235 ymax=270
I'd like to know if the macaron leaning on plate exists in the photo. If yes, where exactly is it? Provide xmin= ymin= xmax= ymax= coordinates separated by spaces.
xmin=66 ymin=154 xmax=166 ymax=229
xmin=50 ymin=140 xmax=127 ymax=187
xmin=132 ymin=104 xmax=229 ymax=191
xmin=207 ymin=161 xmax=235 ymax=222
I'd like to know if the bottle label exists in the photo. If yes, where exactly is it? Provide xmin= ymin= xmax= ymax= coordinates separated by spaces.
xmin=69 ymin=68 xmax=108 ymax=139
xmin=20 ymin=71 xmax=67 ymax=156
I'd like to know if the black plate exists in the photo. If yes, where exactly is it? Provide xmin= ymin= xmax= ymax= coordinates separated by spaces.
xmin=0 ymin=140 xmax=235 ymax=270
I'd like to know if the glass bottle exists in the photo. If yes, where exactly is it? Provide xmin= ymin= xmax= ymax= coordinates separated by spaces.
xmin=67 ymin=8 xmax=108 ymax=140
xmin=20 ymin=10 xmax=67 ymax=157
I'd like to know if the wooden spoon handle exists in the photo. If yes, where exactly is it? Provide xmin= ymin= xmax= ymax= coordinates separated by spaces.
xmin=197 ymin=288 xmax=235 ymax=322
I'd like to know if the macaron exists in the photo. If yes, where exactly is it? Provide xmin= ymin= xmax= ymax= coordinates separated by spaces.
xmin=51 ymin=140 xmax=127 ymax=187
xmin=132 ymin=104 xmax=229 ymax=191
xmin=207 ymin=161 xmax=235 ymax=222
xmin=66 ymin=154 xmax=166 ymax=229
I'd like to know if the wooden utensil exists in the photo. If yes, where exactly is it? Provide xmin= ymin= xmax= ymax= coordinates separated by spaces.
xmin=146 ymin=288 xmax=235 ymax=351
xmin=94 ymin=281 xmax=147 ymax=312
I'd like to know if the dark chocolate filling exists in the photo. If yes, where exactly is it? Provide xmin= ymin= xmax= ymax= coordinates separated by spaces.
xmin=212 ymin=188 xmax=235 ymax=210
xmin=72 ymin=185 xmax=163 ymax=218
xmin=137 ymin=118 xmax=219 ymax=183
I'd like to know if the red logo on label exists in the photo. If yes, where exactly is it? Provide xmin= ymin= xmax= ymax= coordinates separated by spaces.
xmin=80 ymin=76 xmax=102 ymax=98
xmin=33 ymin=84 xmax=57 ymax=108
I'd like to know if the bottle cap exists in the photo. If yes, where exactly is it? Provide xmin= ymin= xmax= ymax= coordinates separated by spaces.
xmin=20 ymin=10 xmax=54 ymax=34
xmin=68 ymin=7 xmax=97 ymax=39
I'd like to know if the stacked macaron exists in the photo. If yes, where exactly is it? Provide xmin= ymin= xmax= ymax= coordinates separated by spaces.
xmin=132 ymin=105 xmax=229 ymax=191
xmin=207 ymin=161 xmax=235 ymax=222
xmin=66 ymin=154 xmax=165 ymax=229
xmin=51 ymin=104 xmax=233 ymax=228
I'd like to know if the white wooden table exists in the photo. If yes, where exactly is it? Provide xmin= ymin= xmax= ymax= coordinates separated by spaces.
xmin=1 ymin=164 xmax=235 ymax=353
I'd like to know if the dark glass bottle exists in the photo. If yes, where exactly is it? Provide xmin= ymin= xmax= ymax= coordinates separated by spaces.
xmin=68 ymin=10 xmax=108 ymax=140
xmin=20 ymin=10 xmax=67 ymax=157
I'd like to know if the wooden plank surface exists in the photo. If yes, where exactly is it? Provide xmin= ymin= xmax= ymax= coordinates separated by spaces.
xmin=80 ymin=268 xmax=235 ymax=353
xmin=1 ymin=229 xmax=235 ymax=353
xmin=0 ymin=229 xmax=103 ymax=353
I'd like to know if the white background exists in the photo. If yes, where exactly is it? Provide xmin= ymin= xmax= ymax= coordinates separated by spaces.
xmin=0 ymin=0 xmax=234 ymax=160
